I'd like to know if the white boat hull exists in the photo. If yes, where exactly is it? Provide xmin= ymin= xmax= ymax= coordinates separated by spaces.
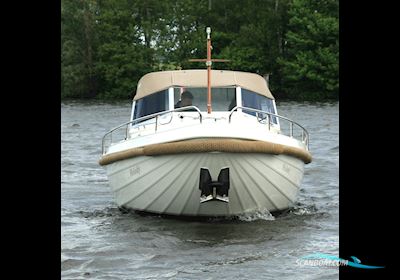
xmin=106 ymin=152 xmax=304 ymax=216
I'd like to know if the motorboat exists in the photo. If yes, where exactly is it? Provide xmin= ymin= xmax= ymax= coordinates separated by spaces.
xmin=99 ymin=27 xmax=312 ymax=217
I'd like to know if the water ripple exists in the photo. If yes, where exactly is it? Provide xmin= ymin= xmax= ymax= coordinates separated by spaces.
xmin=61 ymin=101 xmax=339 ymax=280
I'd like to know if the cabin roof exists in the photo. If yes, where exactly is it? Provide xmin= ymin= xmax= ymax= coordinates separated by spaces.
xmin=133 ymin=69 xmax=274 ymax=100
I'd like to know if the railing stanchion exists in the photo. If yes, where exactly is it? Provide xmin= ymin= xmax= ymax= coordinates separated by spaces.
xmin=290 ymin=122 xmax=293 ymax=137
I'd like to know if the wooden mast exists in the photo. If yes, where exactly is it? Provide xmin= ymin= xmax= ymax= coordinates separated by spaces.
xmin=189 ymin=27 xmax=229 ymax=114
xmin=206 ymin=27 xmax=212 ymax=113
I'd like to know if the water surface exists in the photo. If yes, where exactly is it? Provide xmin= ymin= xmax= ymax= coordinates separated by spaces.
xmin=61 ymin=100 xmax=339 ymax=279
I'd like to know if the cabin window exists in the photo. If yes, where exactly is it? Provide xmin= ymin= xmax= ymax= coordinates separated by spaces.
xmin=241 ymin=89 xmax=278 ymax=124
xmin=133 ymin=90 xmax=169 ymax=121
xmin=173 ymin=87 xmax=236 ymax=111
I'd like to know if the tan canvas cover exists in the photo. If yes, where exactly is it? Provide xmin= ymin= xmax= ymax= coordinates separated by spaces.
xmin=134 ymin=69 xmax=274 ymax=100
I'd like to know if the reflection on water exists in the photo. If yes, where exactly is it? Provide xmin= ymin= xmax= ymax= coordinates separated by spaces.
xmin=61 ymin=101 xmax=339 ymax=280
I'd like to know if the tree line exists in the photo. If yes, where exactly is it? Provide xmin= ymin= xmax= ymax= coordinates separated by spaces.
xmin=61 ymin=0 xmax=338 ymax=101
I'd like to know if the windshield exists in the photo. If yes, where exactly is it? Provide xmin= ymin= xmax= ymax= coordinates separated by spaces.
xmin=133 ymin=89 xmax=169 ymax=120
xmin=242 ymin=88 xmax=278 ymax=124
xmin=174 ymin=87 xmax=236 ymax=112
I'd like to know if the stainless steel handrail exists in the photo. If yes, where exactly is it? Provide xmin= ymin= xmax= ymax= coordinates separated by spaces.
xmin=101 ymin=106 xmax=202 ymax=154
xmin=102 ymin=105 xmax=310 ymax=155
xmin=228 ymin=106 xmax=309 ymax=149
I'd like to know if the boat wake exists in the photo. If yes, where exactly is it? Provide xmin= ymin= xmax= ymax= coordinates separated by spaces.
xmin=236 ymin=209 xmax=275 ymax=222
xmin=269 ymin=202 xmax=325 ymax=220
xmin=78 ymin=206 xmax=122 ymax=218
xmin=76 ymin=203 xmax=322 ymax=224
xmin=289 ymin=203 xmax=319 ymax=215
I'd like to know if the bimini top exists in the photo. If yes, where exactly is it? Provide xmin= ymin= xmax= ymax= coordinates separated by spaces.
xmin=134 ymin=69 xmax=274 ymax=100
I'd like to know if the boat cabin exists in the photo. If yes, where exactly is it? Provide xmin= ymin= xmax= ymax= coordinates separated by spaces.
xmin=131 ymin=70 xmax=279 ymax=126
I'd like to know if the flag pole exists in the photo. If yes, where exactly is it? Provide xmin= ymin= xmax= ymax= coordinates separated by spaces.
xmin=206 ymin=27 xmax=212 ymax=114
xmin=188 ymin=27 xmax=229 ymax=114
